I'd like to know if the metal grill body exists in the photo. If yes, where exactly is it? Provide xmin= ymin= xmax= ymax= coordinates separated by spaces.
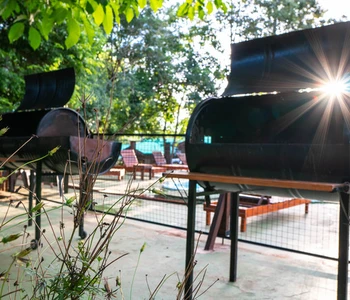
xmin=185 ymin=21 xmax=350 ymax=201
xmin=0 ymin=68 xmax=121 ymax=174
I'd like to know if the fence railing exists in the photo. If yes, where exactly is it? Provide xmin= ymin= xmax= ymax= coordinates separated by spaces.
xmin=14 ymin=133 xmax=342 ymax=262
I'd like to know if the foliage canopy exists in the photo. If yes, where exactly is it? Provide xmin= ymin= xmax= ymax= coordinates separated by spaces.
xmin=0 ymin=0 xmax=342 ymax=134
xmin=0 ymin=0 xmax=227 ymax=50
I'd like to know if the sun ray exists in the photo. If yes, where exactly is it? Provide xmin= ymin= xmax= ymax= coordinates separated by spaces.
xmin=336 ymin=93 xmax=350 ymax=131
xmin=311 ymin=95 xmax=334 ymax=145
xmin=269 ymin=92 xmax=328 ymax=138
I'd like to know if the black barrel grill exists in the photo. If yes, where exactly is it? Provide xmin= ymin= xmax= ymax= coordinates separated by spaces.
xmin=0 ymin=68 xmax=121 ymax=243
xmin=185 ymin=21 xmax=350 ymax=201
xmin=180 ymin=21 xmax=350 ymax=300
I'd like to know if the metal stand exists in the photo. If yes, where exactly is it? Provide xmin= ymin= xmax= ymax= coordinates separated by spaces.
xmin=337 ymin=191 xmax=350 ymax=300
xmin=28 ymin=170 xmax=34 ymax=227
xmin=184 ymin=180 xmax=197 ymax=300
xmin=230 ymin=192 xmax=239 ymax=282
xmin=169 ymin=172 xmax=348 ymax=300
xmin=31 ymin=161 xmax=42 ymax=249
xmin=185 ymin=186 xmax=241 ymax=300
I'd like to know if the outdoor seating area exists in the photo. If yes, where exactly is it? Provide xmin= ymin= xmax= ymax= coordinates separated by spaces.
xmin=152 ymin=151 xmax=189 ymax=171
xmin=101 ymin=148 xmax=188 ymax=181
xmin=120 ymin=149 xmax=167 ymax=180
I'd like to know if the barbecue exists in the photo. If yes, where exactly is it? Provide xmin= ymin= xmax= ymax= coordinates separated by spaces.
xmin=167 ymin=21 xmax=350 ymax=300
xmin=0 ymin=68 xmax=121 ymax=244
xmin=185 ymin=21 xmax=350 ymax=201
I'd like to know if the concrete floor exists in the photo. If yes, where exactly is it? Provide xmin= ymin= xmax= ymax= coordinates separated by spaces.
xmin=0 ymin=190 xmax=343 ymax=300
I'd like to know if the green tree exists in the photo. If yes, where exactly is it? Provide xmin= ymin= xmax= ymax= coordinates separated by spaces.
xmin=0 ymin=0 xmax=227 ymax=50
xmin=98 ymin=7 xmax=224 ymax=134
xmin=215 ymin=0 xmax=328 ymax=43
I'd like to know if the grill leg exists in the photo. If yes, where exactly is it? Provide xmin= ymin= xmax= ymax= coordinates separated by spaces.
xmin=63 ymin=174 xmax=69 ymax=194
xmin=337 ymin=191 xmax=349 ymax=300
xmin=230 ymin=192 xmax=240 ymax=282
xmin=31 ymin=161 xmax=42 ymax=249
xmin=28 ymin=170 xmax=35 ymax=227
xmin=185 ymin=179 xmax=197 ymax=300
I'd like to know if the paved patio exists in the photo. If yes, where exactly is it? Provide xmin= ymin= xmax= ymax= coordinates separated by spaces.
xmin=0 ymin=187 xmax=343 ymax=299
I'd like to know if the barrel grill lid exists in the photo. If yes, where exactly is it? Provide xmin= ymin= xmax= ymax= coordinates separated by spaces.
xmin=16 ymin=68 xmax=75 ymax=111
xmin=223 ymin=21 xmax=350 ymax=95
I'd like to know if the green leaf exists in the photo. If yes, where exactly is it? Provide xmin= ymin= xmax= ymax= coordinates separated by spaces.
xmin=221 ymin=2 xmax=228 ymax=13
xmin=87 ymin=0 xmax=98 ymax=9
xmin=31 ymin=202 xmax=44 ymax=213
xmin=93 ymin=3 xmax=105 ymax=26
xmin=188 ymin=6 xmax=195 ymax=20
xmin=86 ymin=0 xmax=98 ymax=13
xmin=150 ymin=0 xmax=163 ymax=12
xmin=1 ymin=233 xmax=22 ymax=244
xmin=109 ymin=2 xmax=120 ymax=23
xmin=132 ymin=3 xmax=140 ymax=18
xmin=1 ymin=0 xmax=17 ymax=20
xmin=28 ymin=27 xmax=41 ymax=50
xmin=65 ymin=196 xmax=76 ymax=207
xmin=0 ymin=127 xmax=8 ymax=136
xmin=40 ymin=15 xmax=54 ymax=40
xmin=52 ymin=7 xmax=68 ymax=24
xmin=198 ymin=7 xmax=205 ymax=20
xmin=13 ymin=247 xmax=32 ymax=260
xmin=8 ymin=22 xmax=24 ymax=43
xmin=65 ymin=17 xmax=80 ymax=49
xmin=125 ymin=7 xmax=134 ymax=23
xmin=177 ymin=3 xmax=189 ymax=17
xmin=103 ymin=4 xmax=113 ymax=34
xmin=48 ymin=146 xmax=60 ymax=156
xmin=82 ymin=15 xmax=95 ymax=44
xmin=139 ymin=0 xmax=147 ymax=9
xmin=14 ymin=14 xmax=27 ymax=22
xmin=206 ymin=1 xmax=213 ymax=14
xmin=140 ymin=242 xmax=146 ymax=253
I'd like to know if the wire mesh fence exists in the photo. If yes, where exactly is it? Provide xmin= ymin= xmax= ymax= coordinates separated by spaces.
xmin=3 ymin=133 xmax=346 ymax=298
xmin=7 ymin=134 xmax=344 ymax=261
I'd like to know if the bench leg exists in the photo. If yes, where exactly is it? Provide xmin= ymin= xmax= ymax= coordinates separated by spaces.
xmin=240 ymin=216 xmax=247 ymax=232
xmin=133 ymin=166 xmax=137 ymax=180
xmin=206 ymin=211 xmax=211 ymax=226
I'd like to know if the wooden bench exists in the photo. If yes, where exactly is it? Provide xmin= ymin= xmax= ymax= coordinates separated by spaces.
xmin=0 ymin=170 xmax=9 ymax=191
xmin=204 ymin=195 xmax=310 ymax=232
xmin=103 ymin=167 xmax=125 ymax=181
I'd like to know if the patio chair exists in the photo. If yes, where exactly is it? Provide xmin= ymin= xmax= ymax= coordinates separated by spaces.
xmin=152 ymin=151 xmax=188 ymax=171
xmin=120 ymin=149 xmax=166 ymax=180
xmin=177 ymin=152 xmax=187 ymax=165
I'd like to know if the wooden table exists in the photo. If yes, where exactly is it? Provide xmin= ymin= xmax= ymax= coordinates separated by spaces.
xmin=164 ymin=171 xmax=349 ymax=300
